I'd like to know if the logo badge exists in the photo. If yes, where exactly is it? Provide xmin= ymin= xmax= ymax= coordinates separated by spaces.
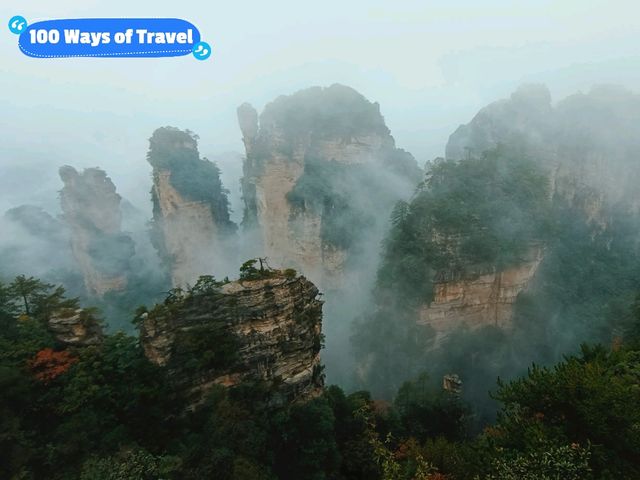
xmin=192 ymin=41 xmax=211 ymax=60
xmin=8 ymin=15 xmax=27 ymax=34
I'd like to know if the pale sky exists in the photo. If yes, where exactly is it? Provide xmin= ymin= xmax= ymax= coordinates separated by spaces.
xmin=2 ymin=0 xmax=640 ymax=215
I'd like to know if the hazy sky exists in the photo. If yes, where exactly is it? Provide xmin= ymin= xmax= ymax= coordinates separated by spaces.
xmin=2 ymin=0 xmax=640 ymax=215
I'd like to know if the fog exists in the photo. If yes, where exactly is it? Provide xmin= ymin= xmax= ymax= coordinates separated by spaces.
xmin=3 ymin=1 xmax=640 ymax=214
xmin=3 ymin=1 xmax=640 ymax=412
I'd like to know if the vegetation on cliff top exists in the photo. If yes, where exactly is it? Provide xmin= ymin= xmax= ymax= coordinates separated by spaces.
xmin=147 ymin=126 xmax=236 ymax=230
xmin=260 ymin=84 xmax=390 ymax=141
xmin=377 ymin=146 xmax=551 ymax=307
xmin=146 ymin=126 xmax=236 ymax=276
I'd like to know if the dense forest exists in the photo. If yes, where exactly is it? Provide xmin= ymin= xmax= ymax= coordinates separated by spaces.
xmin=2 ymin=273 xmax=640 ymax=479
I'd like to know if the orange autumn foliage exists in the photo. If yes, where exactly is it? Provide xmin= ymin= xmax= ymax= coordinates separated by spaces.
xmin=28 ymin=348 xmax=78 ymax=383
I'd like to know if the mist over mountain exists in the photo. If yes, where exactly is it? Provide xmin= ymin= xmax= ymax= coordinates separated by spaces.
xmin=352 ymin=85 xmax=640 ymax=428
xmin=3 ymin=3 xmax=640 ymax=473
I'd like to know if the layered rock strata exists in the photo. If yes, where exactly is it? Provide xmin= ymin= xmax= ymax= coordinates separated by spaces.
xmin=140 ymin=272 xmax=324 ymax=407
xmin=48 ymin=307 xmax=104 ymax=347
xmin=418 ymin=248 xmax=543 ymax=341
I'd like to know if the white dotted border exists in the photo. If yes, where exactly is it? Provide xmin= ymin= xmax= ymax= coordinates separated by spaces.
xmin=18 ymin=42 xmax=192 ymax=58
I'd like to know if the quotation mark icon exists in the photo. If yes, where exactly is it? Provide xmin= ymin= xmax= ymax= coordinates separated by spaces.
xmin=8 ymin=15 xmax=27 ymax=34
xmin=192 ymin=41 xmax=211 ymax=61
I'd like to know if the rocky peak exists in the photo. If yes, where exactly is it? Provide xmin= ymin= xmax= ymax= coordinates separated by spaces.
xmin=59 ymin=166 xmax=134 ymax=297
xmin=509 ymin=83 xmax=552 ymax=109
xmin=420 ymin=84 xmax=640 ymax=337
xmin=147 ymin=127 xmax=236 ymax=287
xmin=238 ymin=84 xmax=421 ymax=288
xmin=237 ymin=102 xmax=259 ymax=148
xmin=446 ymin=83 xmax=554 ymax=162
xmin=139 ymin=269 xmax=324 ymax=407
xmin=446 ymin=84 xmax=640 ymax=204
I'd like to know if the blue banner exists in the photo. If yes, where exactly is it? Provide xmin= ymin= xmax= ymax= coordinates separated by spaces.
xmin=17 ymin=18 xmax=203 ymax=58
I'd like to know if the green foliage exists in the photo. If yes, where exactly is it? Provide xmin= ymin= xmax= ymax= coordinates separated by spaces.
xmin=0 ymin=280 xmax=178 ymax=479
xmin=0 ymin=315 xmax=55 ymax=366
xmin=80 ymin=448 xmax=181 ymax=480
xmin=144 ymin=276 xmax=240 ymax=375
xmin=7 ymin=275 xmax=78 ymax=319
xmin=0 ymin=277 xmax=76 ymax=368
xmin=490 ymin=345 xmax=640 ymax=478
xmin=324 ymin=387 xmax=382 ymax=480
xmin=481 ymin=444 xmax=591 ymax=480
xmin=354 ymin=143 xmax=640 ymax=424
xmin=239 ymin=258 xmax=262 ymax=279
xmin=272 ymin=396 xmax=340 ymax=480
xmin=394 ymin=373 xmax=469 ymax=442
xmin=377 ymin=147 xmax=550 ymax=307
xmin=513 ymin=195 xmax=640 ymax=347
xmin=353 ymin=148 xmax=551 ymax=399
xmin=189 ymin=274 xmax=228 ymax=295
xmin=239 ymin=258 xmax=278 ymax=281
xmin=96 ymin=266 xmax=167 ymax=333
xmin=3 ymin=275 xmax=640 ymax=480
xmin=176 ymin=385 xmax=274 ymax=479
xmin=627 ymin=293 xmax=640 ymax=346
xmin=287 ymin=153 xmax=419 ymax=253
xmin=351 ymin=308 xmax=435 ymax=399
xmin=173 ymin=323 xmax=239 ymax=374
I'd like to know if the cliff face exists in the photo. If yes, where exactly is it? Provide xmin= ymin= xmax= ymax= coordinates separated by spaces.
xmin=59 ymin=166 xmax=134 ymax=297
xmin=418 ymin=248 xmax=543 ymax=342
xmin=139 ymin=272 xmax=324 ymax=407
xmin=353 ymin=85 xmax=640 ymax=397
xmin=48 ymin=307 xmax=104 ymax=347
xmin=147 ymin=127 xmax=236 ymax=287
xmin=238 ymin=84 xmax=420 ymax=288
xmin=419 ymin=84 xmax=640 ymax=334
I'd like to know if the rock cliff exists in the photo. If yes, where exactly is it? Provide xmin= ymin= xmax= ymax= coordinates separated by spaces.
xmin=418 ymin=247 xmax=543 ymax=342
xmin=238 ymin=84 xmax=421 ymax=288
xmin=417 ymin=84 xmax=640 ymax=334
xmin=353 ymin=84 xmax=640 ymax=397
xmin=147 ymin=127 xmax=236 ymax=287
xmin=48 ymin=307 xmax=104 ymax=347
xmin=59 ymin=166 xmax=134 ymax=297
xmin=139 ymin=270 xmax=324 ymax=407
